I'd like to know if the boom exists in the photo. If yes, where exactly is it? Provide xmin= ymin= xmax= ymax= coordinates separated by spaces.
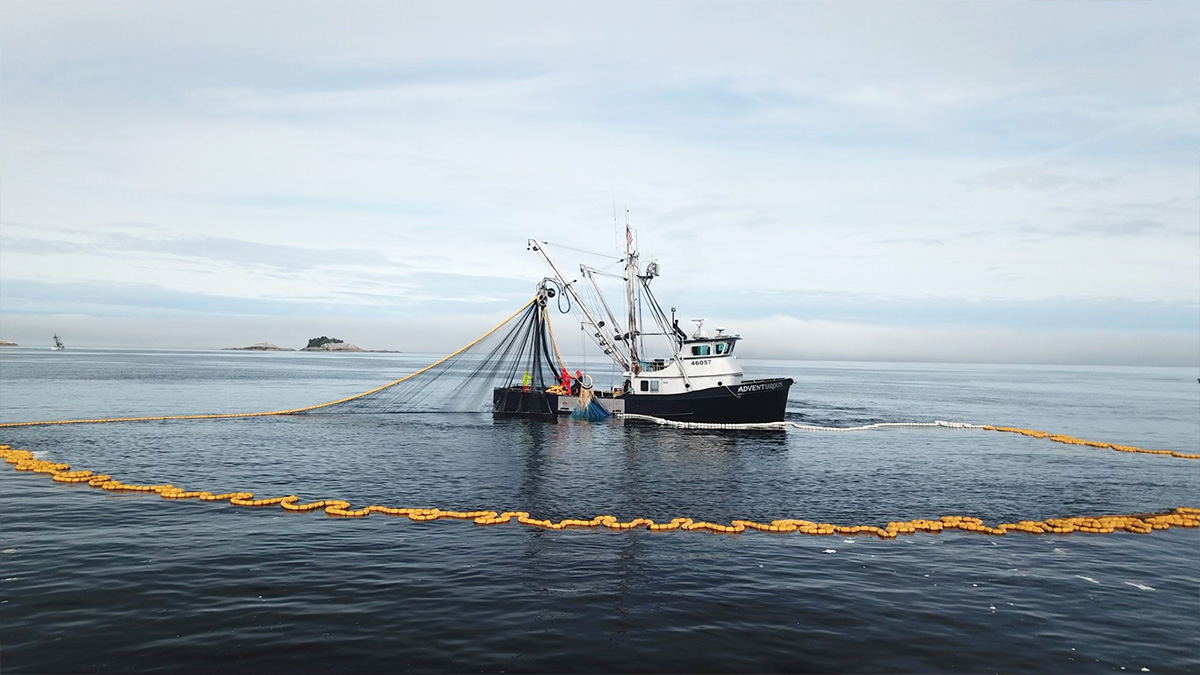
xmin=527 ymin=239 xmax=632 ymax=371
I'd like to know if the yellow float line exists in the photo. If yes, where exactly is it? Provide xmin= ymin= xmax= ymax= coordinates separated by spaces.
xmin=5 ymin=445 xmax=1197 ymax=538
xmin=0 ymin=299 xmax=537 ymax=429
xmin=980 ymin=426 xmax=1200 ymax=460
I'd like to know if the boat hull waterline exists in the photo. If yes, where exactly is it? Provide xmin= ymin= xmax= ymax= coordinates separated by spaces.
xmin=493 ymin=377 xmax=793 ymax=425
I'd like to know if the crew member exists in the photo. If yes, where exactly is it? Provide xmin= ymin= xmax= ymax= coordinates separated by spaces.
xmin=522 ymin=370 xmax=531 ymax=392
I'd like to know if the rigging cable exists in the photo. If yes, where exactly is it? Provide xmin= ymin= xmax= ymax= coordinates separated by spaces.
xmin=544 ymin=309 xmax=568 ymax=373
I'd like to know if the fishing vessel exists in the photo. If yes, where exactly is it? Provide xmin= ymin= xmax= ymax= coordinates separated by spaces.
xmin=51 ymin=334 xmax=65 ymax=351
xmin=492 ymin=226 xmax=792 ymax=424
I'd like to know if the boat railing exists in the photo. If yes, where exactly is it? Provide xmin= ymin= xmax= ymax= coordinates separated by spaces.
xmin=640 ymin=359 xmax=670 ymax=373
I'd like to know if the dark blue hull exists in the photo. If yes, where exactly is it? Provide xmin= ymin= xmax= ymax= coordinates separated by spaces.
xmin=622 ymin=378 xmax=793 ymax=424
xmin=492 ymin=378 xmax=793 ymax=424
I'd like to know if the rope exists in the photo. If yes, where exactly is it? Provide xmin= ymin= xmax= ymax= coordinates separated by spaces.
xmin=4 ymin=445 xmax=1195 ymax=537
xmin=616 ymin=414 xmax=1200 ymax=460
xmin=0 ymin=298 xmax=537 ymax=429
xmin=544 ymin=310 xmax=568 ymax=374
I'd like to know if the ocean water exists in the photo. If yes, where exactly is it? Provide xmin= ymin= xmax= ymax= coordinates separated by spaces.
xmin=1 ymin=348 xmax=1197 ymax=673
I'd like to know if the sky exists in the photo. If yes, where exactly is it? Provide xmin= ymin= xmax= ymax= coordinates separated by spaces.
xmin=1 ymin=0 xmax=1197 ymax=365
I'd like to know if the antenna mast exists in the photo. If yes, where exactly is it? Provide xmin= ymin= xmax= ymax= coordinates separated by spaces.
xmin=624 ymin=208 xmax=639 ymax=370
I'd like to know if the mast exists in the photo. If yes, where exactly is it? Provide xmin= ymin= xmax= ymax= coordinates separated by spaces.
xmin=624 ymin=212 xmax=639 ymax=370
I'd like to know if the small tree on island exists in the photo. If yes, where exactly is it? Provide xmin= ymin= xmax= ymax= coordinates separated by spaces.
xmin=306 ymin=336 xmax=344 ymax=349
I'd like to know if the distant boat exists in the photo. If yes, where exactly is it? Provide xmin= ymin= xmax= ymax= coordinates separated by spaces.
xmin=51 ymin=334 xmax=65 ymax=351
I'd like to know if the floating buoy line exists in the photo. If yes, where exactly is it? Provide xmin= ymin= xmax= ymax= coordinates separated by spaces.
xmin=0 ymin=410 xmax=1195 ymax=460
xmin=3 ymin=445 xmax=1196 ymax=538
xmin=2 ymin=301 xmax=1195 ymax=538
xmin=619 ymin=414 xmax=1200 ymax=460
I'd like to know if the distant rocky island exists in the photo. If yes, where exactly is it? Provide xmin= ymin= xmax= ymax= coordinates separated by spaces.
xmin=224 ymin=342 xmax=293 ymax=351
xmin=0 ymin=339 xmax=18 ymax=347
xmin=224 ymin=336 xmax=399 ymax=353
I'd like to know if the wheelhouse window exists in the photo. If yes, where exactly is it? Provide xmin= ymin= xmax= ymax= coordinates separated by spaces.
xmin=691 ymin=344 xmax=711 ymax=356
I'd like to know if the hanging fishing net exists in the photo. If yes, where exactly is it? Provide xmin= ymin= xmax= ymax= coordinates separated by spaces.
xmin=295 ymin=294 xmax=569 ymax=416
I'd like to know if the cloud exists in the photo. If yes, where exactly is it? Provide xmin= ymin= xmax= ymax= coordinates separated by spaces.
xmin=1 ymin=229 xmax=398 ymax=270
xmin=1068 ymin=219 xmax=1177 ymax=237
xmin=0 ymin=272 xmax=536 ymax=318
xmin=1 ymin=311 xmax=1193 ymax=367
xmin=693 ymin=290 xmax=1198 ymax=332
xmin=1 ymin=1 xmax=1197 ymax=365
xmin=976 ymin=164 xmax=1118 ymax=192
xmin=0 ymin=312 xmax=522 ymax=354
xmin=728 ymin=315 xmax=1198 ymax=367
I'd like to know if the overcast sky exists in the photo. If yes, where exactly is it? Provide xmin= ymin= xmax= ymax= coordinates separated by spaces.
xmin=1 ymin=1 xmax=1196 ymax=365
